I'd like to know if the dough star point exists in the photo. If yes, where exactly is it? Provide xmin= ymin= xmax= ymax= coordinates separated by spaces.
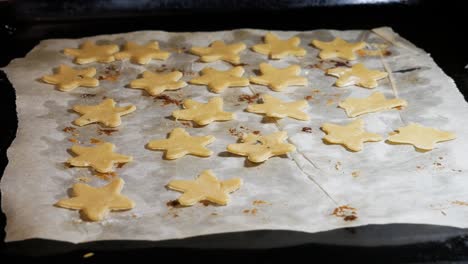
xmin=387 ymin=123 xmax=456 ymax=150
xmin=172 ymin=97 xmax=235 ymax=125
xmin=189 ymin=66 xmax=249 ymax=93
xmin=73 ymin=98 xmax=136 ymax=127
xmin=167 ymin=170 xmax=242 ymax=206
xmin=247 ymin=94 xmax=310 ymax=120
xmin=190 ymin=40 xmax=246 ymax=64
xmin=56 ymin=178 xmax=134 ymax=221
xmin=41 ymin=64 xmax=99 ymax=91
xmin=250 ymin=63 xmax=308 ymax=92
xmin=114 ymin=41 xmax=170 ymax=64
xmin=227 ymin=131 xmax=296 ymax=163
xmin=327 ymin=63 xmax=388 ymax=88
xmin=147 ymin=128 xmax=215 ymax=159
xmin=252 ymin=32 xmax=306 ymax=59
xmin=321 ymin=119 xmax=382 ymax=152
xmin=130 ymin=70 xmax=186 ymax=96
xmin=67 ymin=141 xmax=133 ymax=173
xmin=311 ymin=37 xmax=366 ymax=61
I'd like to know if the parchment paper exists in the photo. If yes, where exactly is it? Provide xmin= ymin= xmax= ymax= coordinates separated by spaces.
xmin=2 ymin=28 xmax=468 ymax=244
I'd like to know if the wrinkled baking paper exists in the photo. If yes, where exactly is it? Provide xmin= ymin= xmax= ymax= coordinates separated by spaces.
xmin=2 ymin=28 xmax=468 ymax=244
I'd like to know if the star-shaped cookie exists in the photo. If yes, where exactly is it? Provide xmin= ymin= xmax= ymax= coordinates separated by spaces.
xmin=114 ymin=41 xmax=170 ymax=65
xmin=338 ymin=92 xmax=407 ymax=118
xmin=67 ymin=142 xmax=133 ymax=173
xmin=311 ymin=37 xmax=366 ymax=61
xmin=41 ymin=65 xmax=99 ymax=92
xmin=252 ymin=32 xmax=306 ymax=59
xmin=172 ymin=97 xmax=235 ymax=126
xmin=189 ymin=66 xmax=249 ymax=93
xmin=64 ymin=40 xmax=119 ymax=64
xmin=73 ymin=98 xmax=136 ymax=127
xmin=167 ymin=170 xmax=242 ymax=206
xmin=227 ymin=131 xmax=296 ymax=163
xmin=147 ymin=128 xmax=215 ymax=159
xmin=129 ymin=71 xmax=187 ymax=96
xmin=56 ymin=178 xmax=134 ymax=221
xmin=387 ymin=123 xmax=456 ymax=151
xmin=321 ymin=119 xmax=382 ymax=151
xmin=246 ymin=94 xmax=310 ymax=120
xmin=190 ymin=40 xmax=246 ymax=64
xmin=250 ymin=63 xmax=308 ymax=92
xmin=327 ymin=63 xmax=388 ymax=88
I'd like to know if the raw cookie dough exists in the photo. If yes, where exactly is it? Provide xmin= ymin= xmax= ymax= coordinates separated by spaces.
xmin=114 ymin=41 xmax=170 ymax=65
xmin=311 ymin=37 xmax=366 ymax=61
xmin=41 ymin=65 xmax=99 ymax=92
xmin=326 ymin=63 xmax=388 ymax=88
xmin=387 ymin=123 xmax=456 ymax=151
xmin=246 ymin=94 xmax=310 ymax=120
xmin=63 ymin=40 xmax=119 ymax=64
xmin=190 ymin=40 xmax=246 ymax=64
xmin=67 ymin=142 xmax=133 ymax=173
xmin=250 ymin=63 xmax=308 ymax=92
xmin=189 ymin=66 xmax=249 ymax=93
xmin=321 ymin=119 xmax=382 ymax=152
xmin=167 ymin=170 xmax=242 ymax=206
xmin=227 ymin=131 xmax=296 ymax=163
xmin=73 ymin=98 xmax=136 ymax=127
xmin=172 ymin=97 xmax=235 ymax=126
xmin=252 ymin=32 xmax=306 ymax=59
xmin=129 ymin=71 xmax=187 ymax=96
xmin=147 ymin=128 xmax=215 ymax=159
xmin=339 ymin=92 xmax=407 ymax=118
xmin=55 ymin=178 xmax=134 ymax=221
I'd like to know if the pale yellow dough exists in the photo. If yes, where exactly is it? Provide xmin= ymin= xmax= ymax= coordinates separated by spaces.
xmin=56 ymin=178 xmax=134 ymax=221
xmin=321 ymin=119 xmax=382 ymax=152
xmin=73 ymin=98 xmax=136 ymax=127
xmin=227 ymin=131 xmax=296 ymax=163
xmin=250 ymin=63 xmax=308 ymax=92
xmin=172 ymin=97 xmax=235 ymax=126
xmin=189 ymin=66 xmax=249 ymax=93
xmin=147 ymin=128 xmax=215 ymax=159
xmin=190 ymin=40 xmax=246 ymax=64
xmin=252 ymin=32 xmax=306 ymax=59
xmin=167 ymin=170 xmax=242 ymax=206
xmin=311 ymin=37 xmax=366 ymax=61
xmin=327 ymin=63 xmax=388 ymax=88
xmin=114 ymin=41 xmax=170 ymax=65
xmin=41 ymin=65 xmax=99 ymax=91
xmin=339 ymin=92 xmax=407 ymax=118
xmin=67 ymin=142 xmax=133 ymax=173
xmin=130 ymin=71 xmax=187 ymax=96
xmin=387 ymin=123 xmax=456 ymax=150
xmin=63 ymin=40 xmax=119 ymax=64
xmin=246 ymin=94 xmax=309 ymax=120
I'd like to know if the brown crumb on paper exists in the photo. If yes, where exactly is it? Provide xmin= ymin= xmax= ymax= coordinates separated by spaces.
xmin=452 ymin=200 xmax=468 ymax=206
xmin=302 ymin=127 xmax=312 ymax=133
xmin=98 ymin=128 xmax=119 ymax=136
xmin=166 ymin=200 xmax=182 ymax=208
xmin=332 ymin=205 xmax=358 ymax=221
xmin=154 ymin=94 xmax=182 ymax=106
xmin=238 ymin=93 xmax=260 ymax=104
xmin=98 ymin=65 xmax=120 ymax=82
xmin=243 ymin=208 xmax=258 ymax=215
xmin=95 ymin=172 xmax=117 ymax=181
xmin=335 ymin=161 xmax=342 ymax=170
xmin=68 ymin=138 xmax=79 ymax=143
xmin=253 ymin=200 xmax=269 ymax=206
xmin=90 ymin=138 xmax=102 ymax=144
xmin=63 ymin=127 xmax=76 ymax=133
xmin=351 ymin=171 xmax=360 ymax=177
xmin=252 ymin=130 xmax=260 ymax=135
xmin=211 ymin=213 xmax=218 ymax=216
xmin=304 ymin=95 xmax=313 ymax=100
xmin=200 ymin=200 xmax=211 ymax=206
xmin=228 ymin=128 xmax=244 ymax=139
xmin=76 ymin=176 xmax=92 ymax=183
xmin=80 ymin=93 xmax=96 ymax=98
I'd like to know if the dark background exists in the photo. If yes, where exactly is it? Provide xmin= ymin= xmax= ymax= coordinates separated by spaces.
xmin=1 ymin=0 xmax=468 ymax=262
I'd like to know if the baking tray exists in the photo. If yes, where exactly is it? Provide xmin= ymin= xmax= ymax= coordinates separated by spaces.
xmin=1 ymin=1 xmax=468 ymax=262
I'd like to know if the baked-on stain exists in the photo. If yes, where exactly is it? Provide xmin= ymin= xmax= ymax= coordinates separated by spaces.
xmin=63 ymin=126 xmax=77 ymax=133
xmin=68 ymin=138 xmax=78 ymax=143
xmin=252 ymin=200 xmax=268 ymax=206
xmin=332 ymin=205 xmax=358 ymax=221
xmin=80 ymin=94 xmax=96 ymax=98
xmin=228 ymin=128 xmax=244 ymax=139
xmin=154 ymin=94 xmax=182 ymax=106
xmin=238 ymin=93 xmax=261 ymax=104
xmin=452 ymin=201 xmax=468 ymax=206
xmin=252 ymin=130 xmax=261 ymax=135
xmin=351 ymin=171 xmax=360 ymax=177
xmin=304 ymin=95 xmax=313 ymax=100
xmin=98 ymin=128 xmax=119 ymax=136
xmin=116 ymin=163 xmax=126 ymax=168
xmin=302 ymin=127 xmax=312 ymax=133
xmin=98 ymin=65 xmax=120 ymax=81
xmin=200 ymin=200 xmax=211 ymax=206
xmin=166 ymin=200 xmax=181 ymax=208
xmin=90 ymin=138 xmax=102 ymax=144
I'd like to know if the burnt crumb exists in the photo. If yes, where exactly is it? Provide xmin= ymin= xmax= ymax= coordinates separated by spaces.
xmin=383 ymin=50 xmax=392 ymax=56
xmin=63 ymin=127 xmax=77 ymax=133
xmin=80 ymin=93 xmax=96 ymax=98
xmin=344 ymin=215 xmax=358 ymax=221
xmin=68 ymin=138 xmax=79 ymax=143
xmin=166 ymin=200 xmax=181 ymax=208
xmin=252 ymin=130 xmax=261 ymax=135
xmin=98 ymin=128 xmax=119 ymax=136
xmin=329 ymin=60 xmax=351 ymax=67
xmin=332 ymin=205 xmax=358 ymax=221
xmin=95 ymin=172 xmax=117 ymax=181
xmin=200 ymin=200 xmax=211 ymax=206
xmin=238 ymin=93 xmax=260 ymax=104
xmin=211 ymin=213 xmax=218 ymax=216
xmin=235 ymin=63 xmax=249 ymax=66
xmin=117 ymin=163 xmax=126 ymax=168
xmin=90 ymin=138 xmax=102 ymax=144
xmin=98 ymin=65 xmax=120 ymax=81
xmin=228 ymin=128 xmax=244 ymax=139
xmin=393 ymin=67 xmax=422 ymax=74
xmin=302 ymin=127 xmax=312 ymax=133
xmin=154 ymin=94 xmax=182 ymax=106
xmin=243 ymin=208 xmax=258 ymax=215
xmin=252 ymin=200 xmax=268 ymax=206
xmin=304 ymin=95 xmax=313 ymax=100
